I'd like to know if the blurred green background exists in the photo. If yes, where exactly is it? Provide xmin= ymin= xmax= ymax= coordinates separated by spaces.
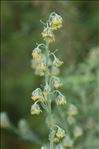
xmin=1 ymin=1 xmax=99 ymax=149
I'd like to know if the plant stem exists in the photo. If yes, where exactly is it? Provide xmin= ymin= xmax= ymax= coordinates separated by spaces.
xmin=45 ymin=40 xmax=54 ymax=149
xmin=50 ymin=141 xmax=54 ymax=149
xmin=45 ymin=40 xmax=49 ymax=85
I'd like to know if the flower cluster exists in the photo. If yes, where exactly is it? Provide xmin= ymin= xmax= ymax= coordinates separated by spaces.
xmin=30 ymin=12 xmax=83 ymax=149
xmin=31 ymin=12 xmax=65 ymax=117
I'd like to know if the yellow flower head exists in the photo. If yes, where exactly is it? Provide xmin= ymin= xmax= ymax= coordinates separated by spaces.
xmin=50 ymin=20 xmax=62 ymax=30
xmin=73 ymin=126 xmax=83 ymax=138
xmin=52 ymin=77 xmax=63 ymax=89
xmin=53 ymin=137 xmax=60 ymax=143
xmin=56 ymin=94 xmax=66 ymax=105
xmin=42 ymin=28 xmax=55 ymax=43
xmin=62 ymin=135 xmax=74 ymax=148
xmin=67 ymin=103 xmax=78 ymax=116
xmin=49 ymin=12 xmax=63 ymax=30
xmin=56 ymin=127 xmax=65 ymax=139
xmin=32 ymin=47 xmax=41 ymax=62
xmin=54 ymin=82 xmax=63 ymax=89
xmin=37 ymin=63 xmax=46 ymax=71
xmin=34 ymin=69 xmax=44 ymax=76
xmin=36 ymin=56 xmax=47 ymax=71
xmin=53 ymin=57 xmax=63 ymax=67
xmin=30 ymin=103 xmax=42 ymax=115
xmin=31 ymin=88 xmax=43 ymax=101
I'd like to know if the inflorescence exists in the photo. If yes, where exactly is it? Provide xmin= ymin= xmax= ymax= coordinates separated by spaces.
xmin=30 ymin=12 xmax=83 ymax=149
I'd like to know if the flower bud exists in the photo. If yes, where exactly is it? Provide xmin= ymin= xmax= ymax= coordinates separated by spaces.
xmin=49 ymin=129 xmax=56 ymax=142
xmin=53 ymin=57 xmax=63 ymax=67
xmin=49 ymin=12 xmax=63 ymax=30
xmin=73 ymin=126 xmax=83 ymax=138
xmin=42 ymin=28 xmax=55 ymax=43
xmin=56 ymin=127 xmax=65 ymax=139
xmin=50 ymin=66 xmax=60 ymax=76
xmin=31 ymin=103 xmax=42 ymax=115
xmin=54 ymin=137 xmax=60 ymax=143
xmin=31 ymin=88 xmax=43 ymax=101
xmin=32 ymin=47 xmax=41 ymax=62
xmin=52 ymin=77 xmax=63 ymax=89
xmin=37 ymin=62 xmax=46 ymax=71
xmin=56 ymin=94 xmax=66 ymax=105
xmin=67 ymin=103 xmax=78 ymax=116
xmin=62 ymin=135 xmax=74 ymax=148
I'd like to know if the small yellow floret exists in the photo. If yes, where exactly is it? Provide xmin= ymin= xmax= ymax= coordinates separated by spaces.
xmin=31 ymin=109 xmax=42 ymax=115
xmin=41 ymin=29 xmax=55 ymax=43
xmin=31 ymin=95 xmax=43 ymax=101
xmin=31 ymin=103 xmax=42 ymax=115
xmin=56 ymin=127 xmax=65 ymax=139
xmin=54 ymin=82 xmax=63 ymax=89
xmin=62 ymin=135 xmax=74 ymax=148
xmin=73 ymin=126 xmax=83 ymax=138
xmin=37 ymin=64 xmax=46 ymax=71
xmin=50 ymin=20 xmax=62 ymax=30
xmin=56 ymin=95 xmax=66 ymax=105
xmin=67 ymin=104 xmax=78 ymax=116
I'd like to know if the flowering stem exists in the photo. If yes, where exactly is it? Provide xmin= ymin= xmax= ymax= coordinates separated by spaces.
xmin=50 ymin=141 xmax=54 ymax=149
xmin=45 ymin=40 xmax=49 ymax=85
xmin=45 ymin=40 xmax=52 ymax=114
xmin=45 ymin=40 xmax=54 ymax=149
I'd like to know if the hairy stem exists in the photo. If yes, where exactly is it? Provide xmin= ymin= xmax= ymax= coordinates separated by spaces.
xmin=45 ymin=40 xmax=49 ymax=84
xmin=45 ymin=40 xmax=54 ymax=149
xmin=50 ymin=141 xmax=54 ymax=149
